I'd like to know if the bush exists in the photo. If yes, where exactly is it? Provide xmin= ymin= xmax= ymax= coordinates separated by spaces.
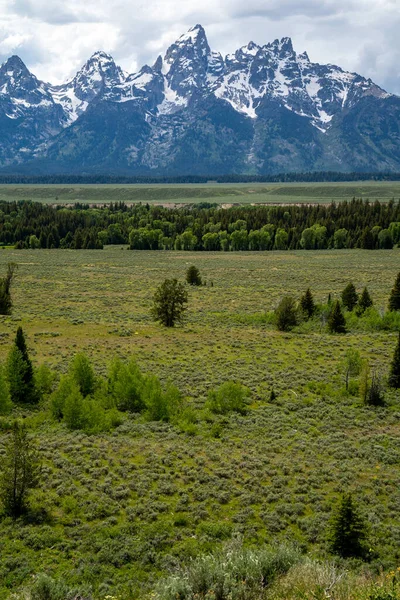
xmin=143 ymin=377 xmax=183 ymax=422
xmin=275 ymin=296 xmax=298 ymax=332
xmin=108 ymin=357 xmax=145 ymax=412
xmin=206 ymin=381 xmax=249 ymax=415
xmin=69 ymin=353 xmax=95 ymax=397
xmin=154 ymin=543 xmax=301 ymax=600
xmin=0 ymin=421 xmax=40 ymax=518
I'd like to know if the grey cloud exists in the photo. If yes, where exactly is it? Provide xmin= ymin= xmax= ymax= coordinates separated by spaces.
xmin=0 ymin=0 xmax=398 ymax=94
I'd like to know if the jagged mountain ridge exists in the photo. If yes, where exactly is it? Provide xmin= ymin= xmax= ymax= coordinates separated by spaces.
xmin=0 ymin=24 xmax=399 ymax=174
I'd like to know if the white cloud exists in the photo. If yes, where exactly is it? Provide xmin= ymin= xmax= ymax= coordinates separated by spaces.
xmin=0 ymin=0 xmax=398 ymax=93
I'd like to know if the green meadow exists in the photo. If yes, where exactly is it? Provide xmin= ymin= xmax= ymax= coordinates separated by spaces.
xmin=1 ymin=180 xmax=400 ymax=205
xmin=0 ymin=247 xmax=399 ymax=599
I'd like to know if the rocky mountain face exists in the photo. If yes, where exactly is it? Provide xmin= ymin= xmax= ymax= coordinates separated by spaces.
xmin=0 ymin=25 xmax=399 ymax=174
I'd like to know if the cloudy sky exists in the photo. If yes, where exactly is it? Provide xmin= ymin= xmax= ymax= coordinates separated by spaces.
xmin=0 ymin=0 xmax=399 ymax=93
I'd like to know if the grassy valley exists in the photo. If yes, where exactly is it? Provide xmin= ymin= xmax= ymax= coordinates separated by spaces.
xmin=0 ymin=248 xmax=399 ymax=598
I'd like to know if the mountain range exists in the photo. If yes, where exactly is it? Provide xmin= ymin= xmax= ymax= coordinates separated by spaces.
xmin=0 ymin=24 xmax=399 ymax=175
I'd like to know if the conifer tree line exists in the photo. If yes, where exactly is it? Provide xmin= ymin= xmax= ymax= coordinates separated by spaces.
xmin=2 ymin=198 xmax=400 ymax=250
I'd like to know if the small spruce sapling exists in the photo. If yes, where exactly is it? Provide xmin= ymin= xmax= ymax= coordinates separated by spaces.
xmin=300 ymin=288 xmax=316 ymax=319
xmin=357 ymin=287 xmax=373 ymax=314
xmin=388 ymin=272 xmax=400 ymax=311
xmin=328 ymin=493 xmax=368 ymax=559
xmin=388 ymin=332 xmax=400 ymax=389
xmin=328 ymin=301 xmax=346 ymax=334
xmin=186 ymin=265 xmax=202 ymax=286
xmin=341 ymin=282 xmax=358 ymax=311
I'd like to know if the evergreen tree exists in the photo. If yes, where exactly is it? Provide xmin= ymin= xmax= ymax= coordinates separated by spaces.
xmin=358 ymin=287 xmax=373 ymax=313
xmin=186 ymin=265 xmax=202 ymax=286
xmin=151 ymin=279 xmax=188 ymax=327
xmin=328 ymin=493 xmax=368 ymax=559
xmin=328 ymin=301 xmax=346 ymax=333
xmin=341 ymin=282 xmax=358 ymax=311
xmin=0 ymin=263 xmax=17 ymax=315
xmin=388 ymin=332 xmax=400 ymax=389
xmin=388 ymin=272 xmax=400 ymax=311
xmin=0 ymin=421 xmax=40 ymax=518
xmin=300 ymin=288 xmax=316 ymax=319
xmin=6 ymin=328 xmax=38 ymax=404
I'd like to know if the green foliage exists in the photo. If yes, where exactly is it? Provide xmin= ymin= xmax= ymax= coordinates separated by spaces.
xmin=0 ymin=421 xmax=40 ymax=518
xmin=0 ymin=262 xmax=16 ymax=315
xmin=152 ymin=278 xmax=188 ymax=327
xmin=206 ymin=381 xmax=249 ymax=415
xmin=35 ymin=364 xmax=56 ymax=400
xmin=186 ymin=265 xmax=202 ymax=286
xmin=388 ymin=272 xmax=400 ymax=311
xmin=275 ymin=296 xmax=298 ymax=331
xmin=328 ymin=301 xmax=346 ymax=334
xmin=340 ymin=349 xmax=362 ymax=392
xmin=143 ymin=377 xmax=183 ymax=422
xmin=388 ymin=332 xmax=400 ymax=389
xmin=300 ymin=288 xmax=316 ymax=319
xmin=29 ymin=574 xmax=78 ymax=600
xmin=154 ymin=543 xmax=301 ymax=600
xmin=341 ymin=282 xmax=358 ymax=311
xmin=63 ymin=386 xmax=85 ymax=430
xmin=5 ymin=327 xmax=39 ymax=404
xmin=50 ymin=376 xmax=79 ymax=420
xmin=108 ymin=357 xmax=145 ymax=412
xmin=328 ymin=493 xmax=368 ymax=559
xmin=69 ymin=353 xmax=95 ymax=397
xmin=0 ymin=367 xmax=11 ymax=414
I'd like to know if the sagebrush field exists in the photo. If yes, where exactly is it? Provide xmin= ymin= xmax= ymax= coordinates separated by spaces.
xmin=0 ymin=248 xmax=399 ymax=599
xmin=1 ymin=180 xmax=400 ymax=205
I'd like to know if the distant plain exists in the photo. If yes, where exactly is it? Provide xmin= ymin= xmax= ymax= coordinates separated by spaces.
xmin=1 ymin=181 xmax=400 ymax=205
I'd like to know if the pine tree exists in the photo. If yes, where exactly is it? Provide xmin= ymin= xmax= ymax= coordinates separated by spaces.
xmin=0 ymin=263 xmax=17 ymax=315
xmin=358 ymin=287 xmax=373 ymax=313
xmin=341 ymin=282 xmax=358 ymax=311
xmin=186 ymin=265 xmax=202 ymax=286
xmin=151 ymin=279 xmax=188 ymax=327
xmin=388 ymin=272 xmax=400 ymax=311
xmin=388 ymin=332 xmax=400 ymax=389
xmin=328 ymin=493 xmax=368 ymax=559
xmin=328 ymin=301 xmax=346 ymax=333
xmin=6 ymin=327 xmax=38 ymax=404
xmin=300 ymin=288 xmax=316 ymax=319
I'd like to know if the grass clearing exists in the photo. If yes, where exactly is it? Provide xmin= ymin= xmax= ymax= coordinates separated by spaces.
xmin=0 ymin=248 xmax=399 ymax=599
xmin=1 ymin=181 xmax=400 ymax=205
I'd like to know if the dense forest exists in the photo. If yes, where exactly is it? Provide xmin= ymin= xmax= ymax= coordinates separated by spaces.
xmin=1 ymin=199 xmax=400 ymax=251
xmin=0 ymin=172 xmax=400 ymax=184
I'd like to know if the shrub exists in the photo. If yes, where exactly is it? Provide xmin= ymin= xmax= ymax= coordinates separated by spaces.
xmin=69 ymin=353 xmax=95 ymax=397
xmin=108 ymin=357 xmax=145 ymax=412
xmin=275 ymin=296 xmax=298 ymax=331
xmin=206 ymin=381 xmax=249 ymax=415
xmin=0 ymin=421 xmax=40 ymax=518
xmin=154 ymin=543 xmax=301 ymax=600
